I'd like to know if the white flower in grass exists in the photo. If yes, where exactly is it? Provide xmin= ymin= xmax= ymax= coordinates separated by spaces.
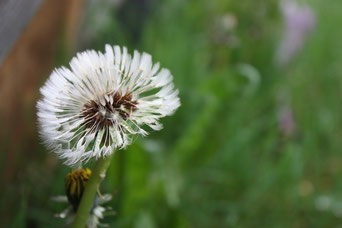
xmin=37 ymin=45 xmax=180 ymax=165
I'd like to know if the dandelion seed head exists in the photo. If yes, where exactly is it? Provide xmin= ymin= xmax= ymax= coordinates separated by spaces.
xmin=37 ymin=45 xmax=180 ymax=165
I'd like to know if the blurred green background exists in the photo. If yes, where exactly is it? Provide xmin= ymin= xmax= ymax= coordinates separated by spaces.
xmin=2 ymin=0 xmax=342 ymax=227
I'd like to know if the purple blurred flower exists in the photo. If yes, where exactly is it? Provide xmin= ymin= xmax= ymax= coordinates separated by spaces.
xmin=277 ymin=94 xmax=296 ymax=138
xmin=275 ymin=0 xmax=315 ymax=67
xmin=278 ymin=103 xmax=296 ymax=137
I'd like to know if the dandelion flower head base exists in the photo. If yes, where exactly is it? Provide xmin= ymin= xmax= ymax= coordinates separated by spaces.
xmin=52 ymin=168 xmax=114 ymax=227
xmin=65 ymin=168 xmax=92 ymax=211
xmin=37 ymin=44 xmax=180 ymax=165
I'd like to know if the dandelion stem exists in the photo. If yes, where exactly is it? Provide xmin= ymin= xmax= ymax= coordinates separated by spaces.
xmin=71 ymin=153 xmax=114 ymax=228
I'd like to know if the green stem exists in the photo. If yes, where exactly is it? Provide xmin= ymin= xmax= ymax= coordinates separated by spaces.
xmin=71 ymin=153 xmax=114 ymax=228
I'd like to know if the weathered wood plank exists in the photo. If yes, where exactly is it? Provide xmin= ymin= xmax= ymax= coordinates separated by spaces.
xmin=0 ymin=0 xmax=44 ymax=63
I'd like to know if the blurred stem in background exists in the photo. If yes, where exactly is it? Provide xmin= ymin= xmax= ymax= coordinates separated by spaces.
xmin=71 ymin=153 xmax=114 ymax=228
xmin=116 ymin=147 xmax=126 ymax=215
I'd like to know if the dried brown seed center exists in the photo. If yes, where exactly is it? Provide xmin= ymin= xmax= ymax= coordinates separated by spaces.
xmin=81 ymin=91 xmax=138 ymax=130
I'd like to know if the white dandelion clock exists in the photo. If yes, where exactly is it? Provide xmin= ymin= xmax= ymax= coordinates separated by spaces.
xmin=37 ymin=45 xmax=180 ymax=165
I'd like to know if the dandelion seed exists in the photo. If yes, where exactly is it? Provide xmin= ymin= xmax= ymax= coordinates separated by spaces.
xmin=37 ymin=45 xmax=180 ymax=165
